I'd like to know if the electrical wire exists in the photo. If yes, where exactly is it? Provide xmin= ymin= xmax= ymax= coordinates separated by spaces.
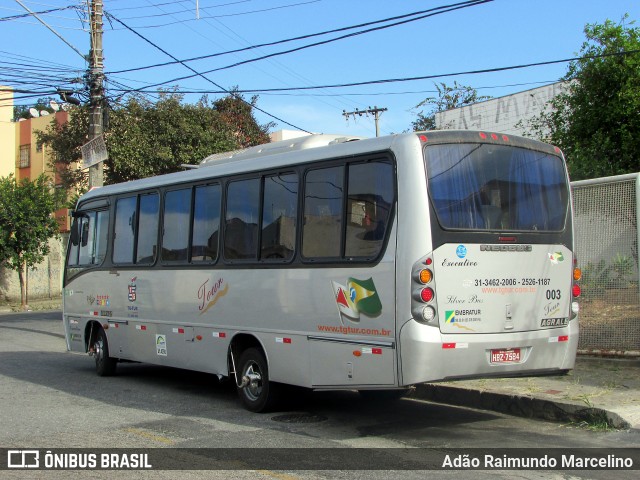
xmin=104 ymin=11 xmax=313 ymax=133
xmin=107 ymin=0 xmax=490 ymax=75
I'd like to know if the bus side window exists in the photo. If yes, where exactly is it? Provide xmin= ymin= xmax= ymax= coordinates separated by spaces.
xmin=113 ymin=196 xmax=137 ymax=264
xmin=68 ymin=210 xmax=109 ymax=269
xmin=192 ymin=184 xmax=221 ymax=262
xmin=136 ymin=193 xmax=160 ymax=264
xmin=261 ymin=173 xmax=298 ymax=261
xmin=78 ymin=216 xmax=94 ymax=264
xmin=162 ymin=188 xmax=191 ymax=262
xmin=302 ymin=166 xmax=344 ymax=258
xmin=345 ymin=162 xmax=393 ymax=258
xmin=224 ymin=178 xmax=260 ymax=260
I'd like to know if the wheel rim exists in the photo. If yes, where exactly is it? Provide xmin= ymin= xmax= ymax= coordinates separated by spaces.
xmin=94 ymin=338 xmax=104 ymax=366
xmin=243 ymin=361 xmax=263 ymax=401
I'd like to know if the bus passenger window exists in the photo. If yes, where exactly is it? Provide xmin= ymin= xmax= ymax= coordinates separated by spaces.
xmin=345 ymin=162 xmax=393 ymax=258
xmin=94 ymin=210 xmax=109 ymax=264
xmin=302 ymin=166 xmax=344 ymax=258
xmin=162 ymin=188 xmax=191 ymax=262
xmin=225 ymin=179 xmax=260 ymax=260
xmin=192 ymin=184 xmax=221 ymax=262
xmin=113 ymin=196 xmax=137 ymax=264
xmin=136 ymin=193 xmax=159 ymax=264
xmin=261 ymin=173 xmax=298 ymax=261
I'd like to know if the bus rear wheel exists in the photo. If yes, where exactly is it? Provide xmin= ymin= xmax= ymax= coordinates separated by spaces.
xmin=93 ymin=328 xmax=117 ymax=377
xmin=236 ymin=348 xmax=280 ymax=412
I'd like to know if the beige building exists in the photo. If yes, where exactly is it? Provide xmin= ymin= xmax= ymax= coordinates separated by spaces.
xmin=0 ymin=87 xmax=16 ymax=178
xmin=0 ymin=88 xmax=70 ymax=304
xmin=0 ymin=87 xmax=70 ymax=231
xmin=14 ymin=108 xmax=68 ymax=184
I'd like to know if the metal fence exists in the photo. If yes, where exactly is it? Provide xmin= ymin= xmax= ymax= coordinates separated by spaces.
xmin=571 ymin=173 xmax=640 ymax=356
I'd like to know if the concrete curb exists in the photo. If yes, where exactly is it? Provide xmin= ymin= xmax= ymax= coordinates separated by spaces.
xmin=412 ymin=384 xmax=631 ymax=430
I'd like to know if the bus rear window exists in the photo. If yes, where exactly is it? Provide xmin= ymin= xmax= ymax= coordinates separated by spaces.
xmin=425 ymin=143 xmax=568 ymax=232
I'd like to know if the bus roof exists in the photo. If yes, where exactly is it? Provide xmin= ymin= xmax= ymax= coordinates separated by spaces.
xmin=75 ymin=131 xmax=562 ymax=205
xmin=198 ymin=134 xmax=365 ymax=167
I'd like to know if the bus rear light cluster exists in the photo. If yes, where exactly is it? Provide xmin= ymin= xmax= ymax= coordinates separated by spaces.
xmin=572 ymin=260 xmax=581 ymax=298
xmin=412 ymin=255 xmax=438 ymax=324
xmin=571 ymin=259 xmax=581 ymax=319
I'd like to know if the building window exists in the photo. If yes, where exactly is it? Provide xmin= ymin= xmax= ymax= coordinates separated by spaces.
xmin=19 ymin=145 xmax=30 ymax=168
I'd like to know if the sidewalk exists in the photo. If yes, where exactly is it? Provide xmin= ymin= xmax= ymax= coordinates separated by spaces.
xmin=413 ymin=356 xmax=640 ymax=430
xmin=0 ymin=297 xmax=62 ymax=312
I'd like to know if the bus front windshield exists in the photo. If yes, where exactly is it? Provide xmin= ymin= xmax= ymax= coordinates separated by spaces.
xmin=425 ymin=143 xmax=569 ymax=232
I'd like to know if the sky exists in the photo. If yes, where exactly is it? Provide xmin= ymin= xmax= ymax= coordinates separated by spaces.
xmin=1 ymin=0 xmax=638 ymax=139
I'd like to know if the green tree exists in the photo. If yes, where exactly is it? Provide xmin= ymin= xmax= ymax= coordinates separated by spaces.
xmin=524 ymin=16 xmax=640 ymax=180
xmin=37 ymin=91 xmax=273 ymax=192
xmin=411 ymin=81 xmax=491 ymax=131
xmin=0 ymin=174 xmax=63 ymax=309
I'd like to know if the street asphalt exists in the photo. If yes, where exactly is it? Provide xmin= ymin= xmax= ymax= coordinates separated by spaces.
xmin=1 ymin=303 xmax=638 ymax=430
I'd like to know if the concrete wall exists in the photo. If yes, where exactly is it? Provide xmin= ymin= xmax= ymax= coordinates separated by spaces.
xmin=0 ymin=236 xmax=67 ymax=303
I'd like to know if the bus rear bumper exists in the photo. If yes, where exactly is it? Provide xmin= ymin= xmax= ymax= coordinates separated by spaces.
xmin=399 ymin=318 xmax=579 ymax=386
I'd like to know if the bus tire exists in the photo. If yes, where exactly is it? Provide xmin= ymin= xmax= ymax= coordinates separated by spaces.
xmin=93 ymin=328 xmax=117 ymax=377
xmin=236 ymin=348 xmax=280 ymax=412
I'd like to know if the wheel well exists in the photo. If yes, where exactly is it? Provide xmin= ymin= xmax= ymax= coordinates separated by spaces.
xmin=84 ymin=321 xmax=102 ymax=353
xmin=228 ymin=333 xmax=264 ymax=373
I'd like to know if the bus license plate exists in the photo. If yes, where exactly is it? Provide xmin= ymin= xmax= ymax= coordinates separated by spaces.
xmin=490 ymin=348 xmax=521 ymax=363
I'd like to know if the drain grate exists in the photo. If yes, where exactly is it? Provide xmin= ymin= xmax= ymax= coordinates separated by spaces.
xmin=271 ymin=413 xmax=328 ymax=424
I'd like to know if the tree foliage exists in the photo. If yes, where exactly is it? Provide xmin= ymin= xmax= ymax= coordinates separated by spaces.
xmin=37 ymin=91 xmax=273 ymax=192
xmin=524 ymin=17 xmax=640 ymax=180
xmin=13 ymin=97 xmax=57 ymax=121
xmin=411 ymin=81 xmax=491 ymax=131
xmin=0 ymin=174 xmax=63 ymax=308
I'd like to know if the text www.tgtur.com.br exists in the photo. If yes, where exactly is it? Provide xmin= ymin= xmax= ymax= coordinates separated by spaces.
xmin=317 ymin=325 xmax=392 ymax=336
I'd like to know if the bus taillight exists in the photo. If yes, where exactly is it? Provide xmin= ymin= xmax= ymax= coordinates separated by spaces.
xmin=572 ymin=284 xmax=581 ymax=298
xmin=573 ymin=267 xmax=582 ymax=281
xmin=420 ymin=287 xmax=434 ymax=302
xmin=418 ymin=269 xmax=433 ymax=284
xmin=422 ymin=306 xmax=436 ymax=321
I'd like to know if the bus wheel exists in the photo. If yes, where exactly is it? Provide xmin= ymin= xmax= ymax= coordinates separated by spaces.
xmin=93 ymin=328 xmax=117 ymax=377
xmin=236 ymin=348 xmax=279 ymax=412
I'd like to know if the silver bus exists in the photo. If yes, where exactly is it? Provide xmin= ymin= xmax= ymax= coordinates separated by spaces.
xmin=63 ymin=131 xmax=581 ymax=412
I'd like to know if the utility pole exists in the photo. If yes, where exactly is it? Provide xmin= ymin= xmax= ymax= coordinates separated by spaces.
xmin=342 ymin=106 xmax=387 ymax=137
xmin=87 ymin=0 xmax=104 ymax=188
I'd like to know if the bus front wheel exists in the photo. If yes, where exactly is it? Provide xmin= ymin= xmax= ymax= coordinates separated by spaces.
xmin=93 ymin=328 xmax=117 ymax=377
xmin=236 ymin=348 xmax=280 ymax=412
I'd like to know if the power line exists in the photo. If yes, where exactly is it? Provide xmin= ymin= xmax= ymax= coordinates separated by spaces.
xmin=161 ymin=49 xmax=635 ymax=95
xmin=12 ymin=0 xmax=86 ymax=60
xmin=104 ymin=11 xmax=312 ymax=133
xmin=116 ymin=0 xmax=320 ymax=23
xmin=118 ymin=0 xmax=493 ymax=93
xmin=0 ymin=4 xmax=77 ymax=22
xmin=107 ymin=0 xmax=491 ymax=75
